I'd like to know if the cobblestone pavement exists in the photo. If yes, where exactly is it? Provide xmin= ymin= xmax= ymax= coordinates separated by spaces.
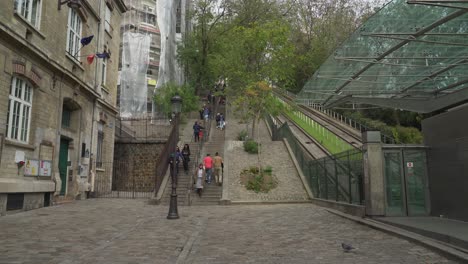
xmin=0 ymin=199 xmax=457 ymax=264
xmin=225 ymin=117 xmax=309 ymax=202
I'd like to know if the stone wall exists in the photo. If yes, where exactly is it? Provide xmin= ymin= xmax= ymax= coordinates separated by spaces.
xmin=113 ymin=143 xmax=165 ymax=192
xmin=0 ymin=194 xmax=6 ymax=216
xmin=23 ymin=193 xmax=44 ymax=211
xmin=422 ymin=105 xmax=468 ymax=222
xmin=0 ymin=1 xmax=126 ymax=206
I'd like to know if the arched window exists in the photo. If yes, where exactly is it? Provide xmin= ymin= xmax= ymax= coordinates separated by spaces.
xmin=6 ymin=76 xmax=33 ymax=142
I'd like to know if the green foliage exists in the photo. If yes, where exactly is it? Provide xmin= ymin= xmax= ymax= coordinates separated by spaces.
xmin=237 ymin=130 xmax=248 ymax=141
xmin=241 ymin=166 xmax=277 ymax=193
xmin=346 ymin=112 xmax=423 ymax=144
xmin=153 ymin=82 xmax=199 ymax=116
xmin=263 ymin=166 xmax=273 ymax=174
xmin=243 ymin=140 xmax=259 ymax=154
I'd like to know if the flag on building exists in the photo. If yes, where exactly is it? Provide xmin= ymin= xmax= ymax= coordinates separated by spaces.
xmin=80 ymin=35 xmax=94 ymax=46
xmin=87 ymin=54 xmax=95 ymax=64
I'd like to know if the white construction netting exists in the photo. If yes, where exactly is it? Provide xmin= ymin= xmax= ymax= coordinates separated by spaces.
xmin=119 ymin=32 xmax=151 ymax=118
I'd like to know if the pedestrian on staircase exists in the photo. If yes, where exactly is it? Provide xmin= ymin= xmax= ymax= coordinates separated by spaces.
xmin=193 ymin=121 xmax=204 ymax=142
xmin=175 ymin=147 xmax=183 ymax=174
xmin=219 ymin=113 xmax=225 ymax=130
xmin=215 ymin=113 xmax=221 ymax=129
xmin=182 ymin=144 xmax=191 ymax=174
xmin=199 ymin=107 xmax=204 ymax=120
xmin=213 ymin=152 xmax=224 ymax=186
xmin=194 ymin=163 xmax=204 ymax=197
xmin=203 ymin=153 xmax=213 ymax=184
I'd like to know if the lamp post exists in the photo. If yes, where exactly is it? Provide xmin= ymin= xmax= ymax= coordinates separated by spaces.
xmin=167 ymin=95 xmax=182 ymax=219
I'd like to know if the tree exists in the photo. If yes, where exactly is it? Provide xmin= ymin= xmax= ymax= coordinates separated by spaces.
xmin=153 ymin=82 xmax=199 ymax=116
xmin=232 ymin=81 xmax=283 ymax=139
xmin=177 ymin=0 xmax=227 ymax=95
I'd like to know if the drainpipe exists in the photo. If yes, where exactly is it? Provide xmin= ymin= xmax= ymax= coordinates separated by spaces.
xmin=89 ymin=0 xmax=103 ymax=193
xmin=53 ymin=72 xmax=65 ymax=196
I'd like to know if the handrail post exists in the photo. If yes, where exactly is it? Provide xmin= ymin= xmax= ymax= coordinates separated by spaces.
xmin=334 ymin=158 xmax=339 ymax=201
xmin=324 ymin=159 xmax=328 ymax=199
xmin=347 ymin=151 xmax=352 ymax=204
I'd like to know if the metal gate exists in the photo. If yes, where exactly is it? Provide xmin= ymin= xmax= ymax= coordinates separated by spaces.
xmin=94 ymin=160 xmax=155 ymax=198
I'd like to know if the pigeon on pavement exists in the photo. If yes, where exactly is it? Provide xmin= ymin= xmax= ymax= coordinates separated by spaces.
xmin=341 ymin=243 xmax=355 ymax=253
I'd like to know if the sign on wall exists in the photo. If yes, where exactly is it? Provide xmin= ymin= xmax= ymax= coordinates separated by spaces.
xmin=24 ymin=159 xmax=52 ymax=177
xmin=24 ymin=159 xmax=39 ymax=176
xmin=39 ymin=160 xmax=52 ymax=177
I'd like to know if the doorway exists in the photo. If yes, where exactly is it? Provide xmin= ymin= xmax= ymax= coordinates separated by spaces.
xmin=59 ymin=138 xmax=69 ymax=196
xmin=383 ymin=149 xmax=429 ymax=216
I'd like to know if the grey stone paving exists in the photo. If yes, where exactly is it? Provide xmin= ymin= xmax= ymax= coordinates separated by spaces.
xmin=0 ymin=199 xmax=457 ymax=263
xmin=225 ymin=113 xmax=309 ymax=202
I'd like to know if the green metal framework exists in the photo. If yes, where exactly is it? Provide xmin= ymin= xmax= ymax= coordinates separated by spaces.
xmin=297 ymin=0 xmax=468 ymax=113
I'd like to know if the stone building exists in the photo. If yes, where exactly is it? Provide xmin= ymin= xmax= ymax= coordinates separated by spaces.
xmin=0 ymin=0 xmax=127 ymax=215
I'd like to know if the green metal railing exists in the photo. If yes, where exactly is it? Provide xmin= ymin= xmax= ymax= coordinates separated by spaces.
xmin=267 ymin=115 xmax=364 ymax=204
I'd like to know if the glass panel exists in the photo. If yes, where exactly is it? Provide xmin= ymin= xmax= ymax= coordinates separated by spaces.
xmin=61 ymin=108 xmax=71 ymax=128
xmin=15 ymin=79 xmax=22 ymax=98
xmin=24 ymin=84 xmax=31 ymax=102
xmin=6 ymin=99 xmax=11 ymax=137
xmin=21 ymin=105 xmax=30 ymax=141
xmin=31 ymin=0 xmax=39 ymax=27
xmin=12 ymin=101 xmax=21 ymax=139
xmin=297 ymin=0 xmax=468 ymax=108
xmin=403 ymin=150 xmax=428 ymax=216
xmin=384 ymin=151 xmax=405 ymax=216
xmin=21 ymin=0 xmax=30 ymax=19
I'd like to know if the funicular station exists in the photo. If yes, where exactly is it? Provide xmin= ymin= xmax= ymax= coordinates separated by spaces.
xmin=270 ymin=0 xmax=468 ymax=249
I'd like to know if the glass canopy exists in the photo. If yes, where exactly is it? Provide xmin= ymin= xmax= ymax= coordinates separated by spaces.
xmin=297 ymin=0 xmax=468 ymax=113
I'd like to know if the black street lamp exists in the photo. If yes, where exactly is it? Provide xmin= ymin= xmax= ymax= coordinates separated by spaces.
xmin=167 ymin=95 xmax=182 ymax=220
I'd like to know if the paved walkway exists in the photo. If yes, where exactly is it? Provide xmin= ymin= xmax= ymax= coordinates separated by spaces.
xmin=375 ymin=216 xmax=468 ymax=250
xmin=0 ymin=199 xmax=456 ymax=264
xmin=224 ymin=107 xmax=309 ymax=202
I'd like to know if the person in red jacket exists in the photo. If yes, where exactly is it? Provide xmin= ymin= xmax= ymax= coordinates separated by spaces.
xmin=203 ymin=153 xmax=213 ymax=184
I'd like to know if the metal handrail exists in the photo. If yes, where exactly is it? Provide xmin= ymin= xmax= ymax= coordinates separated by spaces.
xmin=187 ymin=99 xmax=216 ymax=205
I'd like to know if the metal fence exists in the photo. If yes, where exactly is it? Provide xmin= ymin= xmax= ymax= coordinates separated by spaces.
xmin=115 ymin=116 xmax=172 ymax=141
xmin=267 ymin=115 xmax=364 ymax=204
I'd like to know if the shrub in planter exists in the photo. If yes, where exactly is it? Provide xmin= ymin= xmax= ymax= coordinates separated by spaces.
xmin=237 ymin=130 xmax=248 ymax=141
xmin=240 ymin=166 xmax=277 ymax=193
xmin=243 ymin=140 xmax=259 ymax=154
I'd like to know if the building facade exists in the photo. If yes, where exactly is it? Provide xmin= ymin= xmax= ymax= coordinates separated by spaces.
xmin=0 ymin=0 xmax=127 ymax=215
xmin=119 ymin=0 xmax=160 ymax=114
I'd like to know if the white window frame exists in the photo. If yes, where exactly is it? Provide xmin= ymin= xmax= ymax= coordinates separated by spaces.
xmin=105 ymin=5 xmax=112 ymax=33
xmin=101 ymin=58 xmax=107 ymax=86
xmin=15 ymin=0 xmax=42 ymax=29
xmin=6 ymin=77 xmax=33 ymax=143
xmin=66 ymin=8 xmax=82 ymax=59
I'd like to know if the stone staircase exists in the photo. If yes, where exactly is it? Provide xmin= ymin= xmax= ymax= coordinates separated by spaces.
xmin=160 ymin=142 xmax=200 ymax=206
xmin=190 ymin=104 xmax=225 ymax=206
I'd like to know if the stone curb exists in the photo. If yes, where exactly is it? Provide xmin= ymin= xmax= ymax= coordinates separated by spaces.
xmin=281 ymin=136 xmax=314 ymax=199
xmin=220 ymin=142 xmax=229 ymax=204
xmin=148 ymin=168 xmax=170 ymax=205
xmin=326 ymin=208 xmax=468 ymax=263
xmin=230 ymin=200 xmax=311 ymax=205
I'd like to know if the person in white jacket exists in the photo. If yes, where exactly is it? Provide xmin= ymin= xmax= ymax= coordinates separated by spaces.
xmin=194 ymin=163 xmax=205 ymax=197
